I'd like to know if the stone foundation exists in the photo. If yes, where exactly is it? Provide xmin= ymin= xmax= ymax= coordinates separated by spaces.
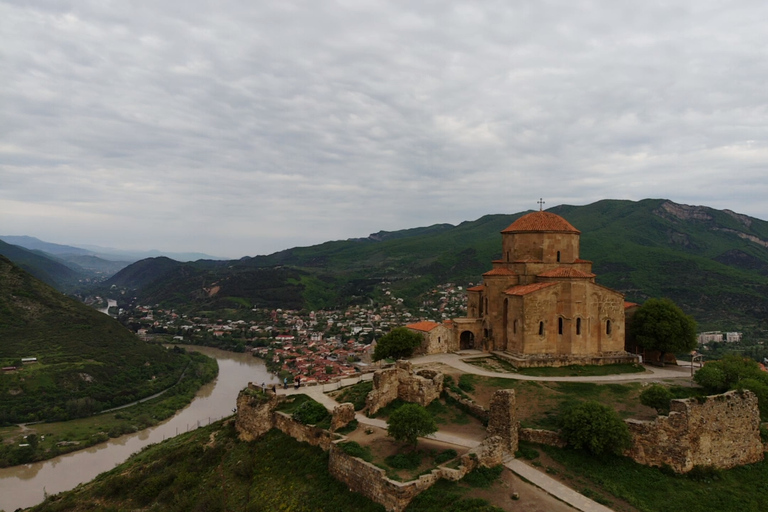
xmin=366 ymin=361 xmax=443 ymax=415
xmin=493 ymin=350 xmax=639 ymax=368
xmin=235 ymin=386 xmax=280 ymax=441
xmin=626 ymin=390 xmax=764 ymax=473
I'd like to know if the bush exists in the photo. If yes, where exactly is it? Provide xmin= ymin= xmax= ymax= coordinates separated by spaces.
xmin=292 ymin=400 xmax=330 ymax=425
xmin=385 ymin=451 xmax=422 ymax=469
xmin=434 ymin=449 xmax=458 ymax=464
xmin=387 ymin=403 xmax=437 ymax=446
xmin=458 ymin=374 xmax=475 ymax=393
xmin=558 ymin=401 xmax=632 ymax=456
xmin=640 ymin=384 xmax=674 ymax=415
xmin=461 ymin=465 xmax=504 ymax=488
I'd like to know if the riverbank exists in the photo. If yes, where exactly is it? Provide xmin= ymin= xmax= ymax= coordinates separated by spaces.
xmin=0 ymin=346 xmax=276 ymax=512
xmin=0 ymin=350 xmax=217 ymax=468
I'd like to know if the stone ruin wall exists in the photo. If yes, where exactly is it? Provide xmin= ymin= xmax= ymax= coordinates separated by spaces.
xmin=444 ymin=388 xmax=489 ymax=422
xmin=273 ymin=411 xmax=335 ymax=451
xmin=330 ymin=402 xmax=356 ymax=432
xmin=486 ymin=389 xmax=518 ymax=454
xmin=627 ymin=389 xmax=764 ymax=473
xmin=365 ymin=361 xmax=443 ymax=415
xmin=235 ymin=386 xmax=279 ymax=441
xmin=328 ymin=435 xmax=504 ymax=512
xmin=519 ymin=428 xmax=567 ymax=448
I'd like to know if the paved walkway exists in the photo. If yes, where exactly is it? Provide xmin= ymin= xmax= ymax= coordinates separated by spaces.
xmin=273 ymin=356 xmax=698 ymax=511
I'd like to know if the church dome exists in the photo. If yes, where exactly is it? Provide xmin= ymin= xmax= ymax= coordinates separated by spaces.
xmin=501 ymin=211 xmax=580 ymax=234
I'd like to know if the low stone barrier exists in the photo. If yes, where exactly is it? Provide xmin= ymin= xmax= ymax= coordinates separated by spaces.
xmin=519 ymin=428 xmax=566 ymax=448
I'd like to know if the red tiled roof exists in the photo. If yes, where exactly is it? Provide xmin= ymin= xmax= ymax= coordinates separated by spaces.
xmin=406 ymin=321 xmax=441 ymax=332
xmin=502 ymin=211 xmax=580 ymax=234
xmin=624 ymin=301 xmax=639 ymax=309
xmin=538 ymin=267 xmax=595 ymax=278
xmin=504 ymin=282 xmax=558 ymax=296
xmin=467 ymin=285 xmax=485 ymax=292
xmin=574 ymin=258 xmax=592 ymax=263
xmin=482 ymin=268 xmax=517 ymax=277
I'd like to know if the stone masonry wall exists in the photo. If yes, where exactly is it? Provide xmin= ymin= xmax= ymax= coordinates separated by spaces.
xmin=444 ymin=389 xmax=489 ymax=422
xmin=366 ymin=361 xmax=443 ymax=415
xmin=626 ymin=390 xmax=764 ymax=473
xmin=235 ymin=387 xmax=279 ymax=441
xmin=519 ymin=428 xmax=566 ymax=448
xmin=331 ymin=402 xmax=356 ymax=432
xmin=486 ymin=389 xmax=518 ymax=454
xmin=273 ymin=411 xmax=335 ymax=451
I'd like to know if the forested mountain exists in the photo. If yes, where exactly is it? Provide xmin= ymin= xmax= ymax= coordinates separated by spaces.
xmin=0 ymin=256 xmax=189 ymax=424
xmin=104 ymin=199 xmax=768 ymax=331
xmin=0 ymin=239 xmax=82 ymax=289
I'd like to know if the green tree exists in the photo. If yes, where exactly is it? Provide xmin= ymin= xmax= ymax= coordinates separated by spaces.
xmin=628 ymin=298 xmax=697 ymax=366
xmin=559 ymin=401 xmax=632 ymax=456
xmin=373 ymin=327 xmax=423 ymax=361
xmin=387 ymin=403 xmax=437 ymax=446
xmin=640 ymin=384 xmax=674 ymax=415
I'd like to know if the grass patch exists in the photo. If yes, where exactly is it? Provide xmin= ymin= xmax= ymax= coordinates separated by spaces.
xmin=385 ymin=451 xmax=422 ymax=470
xmin=540 ymin=443 xmax=768 ymax=512
xmin=338 ymin=441 xmax=373 ymax=462
xmin=333 ymin=380 xmax=373 ymax=411
xmin=517 ymin=363 xmax=646 ymax=377
xmin=405 ymin=478 xmax=505 ymax=511
xmin=460 ymin=465 xmax=504 ymax=488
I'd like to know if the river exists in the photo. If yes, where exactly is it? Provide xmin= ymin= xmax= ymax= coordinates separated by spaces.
xmin=0 ymin=346 xmax=277 ymax=511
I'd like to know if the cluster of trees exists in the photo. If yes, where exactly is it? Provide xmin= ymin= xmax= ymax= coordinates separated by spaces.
xmin=373 ymin=327 xmax=423 ymax=361
xmin=628 ymin=298 xmax=697 ymax=365
xmin=694 ymin=354 xmax=768 ymax=419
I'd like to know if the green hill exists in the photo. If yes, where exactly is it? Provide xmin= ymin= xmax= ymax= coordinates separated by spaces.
xmin=104 ymin=199 xmax=768 ymax=331
xmin=0 ymin=239 xmax=82 ymax=290
xmin=0 ymin=256 xmax=190 ymax=424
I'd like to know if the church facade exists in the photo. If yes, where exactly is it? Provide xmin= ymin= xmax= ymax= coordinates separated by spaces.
xmin=448 ymin=210 xmax=637 ymax=367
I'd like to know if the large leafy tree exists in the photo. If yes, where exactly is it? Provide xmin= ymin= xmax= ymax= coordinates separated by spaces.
xmin=559 ymin=401 xmax=632 ymax=456
xmin=628 ymin=298 xmax=697 ymax=366
xmin=387 ymin=403 xmax=437 ymax=446
xmin=373 ymin=327 xmax=423 ymax=361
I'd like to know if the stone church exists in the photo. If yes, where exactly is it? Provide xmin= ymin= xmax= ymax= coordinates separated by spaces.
xmin=413 ymin=209 xmax=637 ymax=367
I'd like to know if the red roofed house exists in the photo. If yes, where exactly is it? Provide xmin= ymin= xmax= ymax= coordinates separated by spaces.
xmin=451 ymin=209 xmax=638 ymax=367
xmin=406 ymin=320 xmax=456 ymax=355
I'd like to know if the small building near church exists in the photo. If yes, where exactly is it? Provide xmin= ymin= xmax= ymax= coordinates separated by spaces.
xmin=451 ymin=209 xmax=638 ymax=367
xmin=406 ymin=320 xmax=457 ymax=355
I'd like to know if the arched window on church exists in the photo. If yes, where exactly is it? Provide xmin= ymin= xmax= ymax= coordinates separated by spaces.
xmin=558 ymin=317 xmax=563 ymax=335
xmin=506 ymin=251 xmax=510 ymax=262
xmin=606 ymin=319 xmax=612 ymax=335
xmin=557 ymin=250 xmax=561 ymax=262
xmin=576 ymin=317 xmax=581 ymax=335
xmin=513 ymin=319 xmax=518 ymax=334
xmin=539 ymin=321 xmax=544 ymax=336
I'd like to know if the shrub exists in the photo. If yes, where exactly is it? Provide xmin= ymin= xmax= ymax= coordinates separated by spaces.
xmin=558 ymin=401 xmax=632 ymax=456
xmin=640 ymin=384 xmax=674 ymax=415
xmin=385 ymin=451 xmax=422 ymax=470
xmin=292 ymin=400 xmax=330 ymax=425
xmin=373 ymin=327 xmax=423 ymax=361
xmin=458 ymin=374 xmax=475 ymax=392
xmin=387 ymin=403 xmax=437 ymax=446
xmin=434 ymin=448 xmax=458 ymax=464
xmin=461 ymin=465 xmax=504 ymax=488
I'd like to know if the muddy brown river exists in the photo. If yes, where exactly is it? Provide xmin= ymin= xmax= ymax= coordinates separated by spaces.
xmin=0 ymin=346 xmax=276 ymax=511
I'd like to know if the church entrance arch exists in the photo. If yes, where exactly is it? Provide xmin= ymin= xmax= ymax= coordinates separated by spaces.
xmin=460 ymin=331 xmax=475 ymax=350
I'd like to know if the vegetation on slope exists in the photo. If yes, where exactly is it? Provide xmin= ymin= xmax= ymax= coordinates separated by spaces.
xmin=0 ymin=257 xmax=196 ymax=424
xmin=101 ymin=199 xmax=768 ymax=332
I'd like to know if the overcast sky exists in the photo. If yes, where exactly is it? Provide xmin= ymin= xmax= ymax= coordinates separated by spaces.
xmin=2 ymin=1 xmax=767 ymax=259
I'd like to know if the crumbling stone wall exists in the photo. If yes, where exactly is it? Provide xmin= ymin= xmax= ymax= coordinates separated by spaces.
xmin=444 ymin=388 xmax=489 ymax=422
xmin=519 ymin=428 xmax=566 ymax=448
xmin=331 ymin=402 xmax=356 ymax=432
xmin=328 ymin=436 xmax=496 ymax=512
xmin=486 ymin=389 xmax=518 ymax=454
xmin=626 ymin=390 xmax=764 ymax=473
xmin=366 ymin=361 xmax=443 ymax=415
xmin=235 ymin=386 xmax=279 ymax=441
xmin=273 ymin=411 xmax=335 ymax=450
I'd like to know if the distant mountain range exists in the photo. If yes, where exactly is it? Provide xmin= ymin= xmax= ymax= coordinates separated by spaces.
xmin=99 ymin=199 xmax=768 ymax=332
xmin=0 ymin=236 xmax=225 ymax=290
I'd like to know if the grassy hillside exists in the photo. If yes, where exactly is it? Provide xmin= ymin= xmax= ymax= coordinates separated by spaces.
xmin=0 ymin=256 xmax=192 ymax=424
xmin=103 ymin=199 xmax=768 ymax=331
xmin=0 ymin=240 xmax=82 ymax=290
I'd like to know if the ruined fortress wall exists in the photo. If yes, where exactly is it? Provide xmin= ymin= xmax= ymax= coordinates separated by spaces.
xmin=519 ymin=428 xmax=566 ymax=448
xmin=235 ymin=388 xmax=278 ymax=441
xmin=486 ymin=389 xmax=518 ymax=454
xmin=331 ymin=402 xmax=356 ymax=432
xmin=444 ymin=389 xmax=489 ymax=422
xmin=328 ymin=443 xmax=441 ymax=512
xmin=273 ymin=411 xmax=335 ymax=451
xmin=626 ymin=390 xmax=763 ymax=473
xmin=366 ymin=361 xmax=443 ymax=415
